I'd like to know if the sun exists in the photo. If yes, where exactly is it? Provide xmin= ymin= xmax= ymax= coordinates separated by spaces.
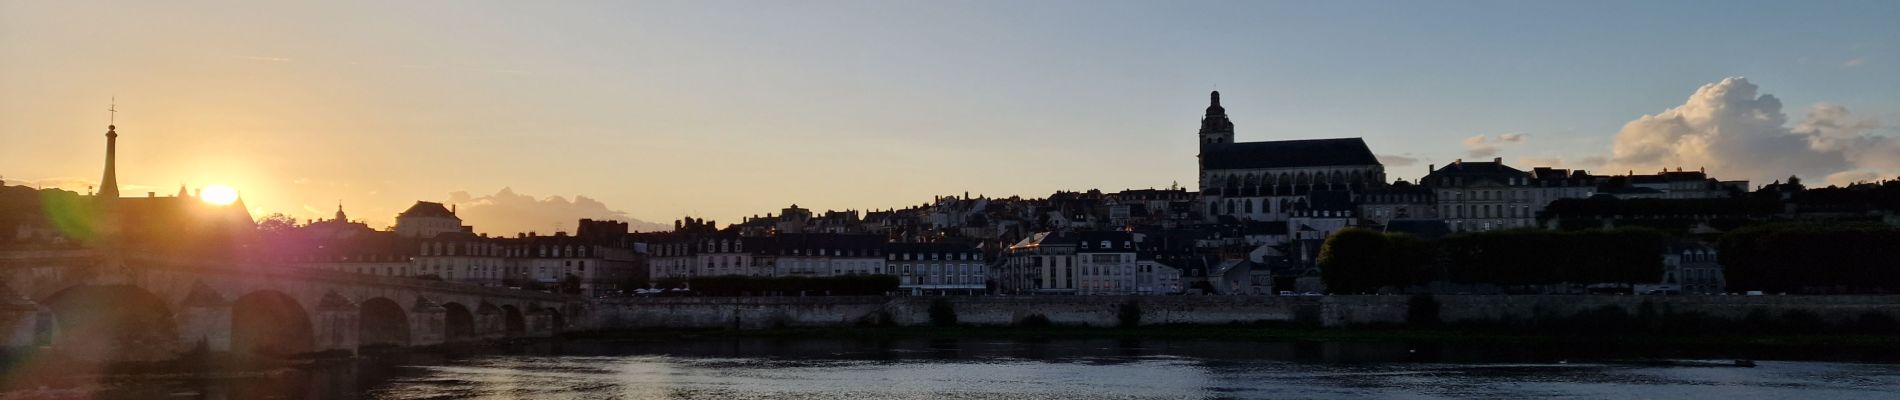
xmin=200 ymin=184 xmax=239 ymax=206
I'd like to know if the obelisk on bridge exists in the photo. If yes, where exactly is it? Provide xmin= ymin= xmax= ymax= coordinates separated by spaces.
xmin=99 ymin=99 xmax=121 ymax=199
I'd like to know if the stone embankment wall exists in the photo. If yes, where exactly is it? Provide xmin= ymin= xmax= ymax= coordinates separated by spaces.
xmin=589 ymin=295 xmax=1900 ymax=329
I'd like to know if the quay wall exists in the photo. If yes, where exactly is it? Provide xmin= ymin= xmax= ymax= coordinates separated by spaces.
xmin=588 ymin=295 xmax=1900 ymax=329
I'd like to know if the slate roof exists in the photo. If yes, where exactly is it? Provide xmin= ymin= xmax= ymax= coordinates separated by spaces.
xmin=1201 ymin=138 xmax=1381 ymax=170
xmin=399 ymin=201 xmax=457 ymax=218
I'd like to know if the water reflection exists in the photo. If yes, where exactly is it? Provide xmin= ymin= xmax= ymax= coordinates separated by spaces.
xmin=19 ymin=337 xmax=1900 ymax=399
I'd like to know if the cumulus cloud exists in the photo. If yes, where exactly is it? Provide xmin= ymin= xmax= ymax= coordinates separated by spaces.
xmin=447 ymin=188 xmax=669 ymax=235
xmin=1376 ymin=154 xmax=1420 ymax=167
xmin=1462 ymin=133 xmax=1526 ymax=158
xmin=1605 ymin=77 xmax=1895 ymax=186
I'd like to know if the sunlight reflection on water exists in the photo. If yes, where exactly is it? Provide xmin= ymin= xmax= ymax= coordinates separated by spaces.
xmin=371 ymin=354 xmax=1900 ymax=400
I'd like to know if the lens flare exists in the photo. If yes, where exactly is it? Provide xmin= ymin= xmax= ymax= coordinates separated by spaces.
xmin=201 ymin=184 xmax=239 ymax=205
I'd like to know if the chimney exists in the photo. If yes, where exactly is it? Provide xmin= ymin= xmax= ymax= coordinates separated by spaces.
xmin=1493 ymin=157 xmax=1502 ymax=163
xmin=451 ymin=204 xmax=457 ymax=214
xmin=1428 ymin=164 xmax=1435 ymax=172
xmin=147 ymin=192 xmax=155 ymax=198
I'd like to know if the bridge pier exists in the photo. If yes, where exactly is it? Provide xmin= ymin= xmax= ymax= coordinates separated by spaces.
xmin=528 ymin=309 xmax=558 ymax=337
xmin=410 ymin=297 xmax=446 ymax=346
xmin=313 ymin=292 xmax=359 ymax=353
xmin=477 ymin=303 xmax=504 ymax=339
xmin=176 ymin=285 xmax=232 ymax=352
xmin=0 ymin=306 xmax=43 ymax=349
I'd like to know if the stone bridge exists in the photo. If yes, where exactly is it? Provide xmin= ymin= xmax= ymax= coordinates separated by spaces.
xmin=0 ymin=249 xmax=586 ymax=361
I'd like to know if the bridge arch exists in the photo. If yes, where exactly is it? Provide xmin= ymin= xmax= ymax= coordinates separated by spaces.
xmin=231 ymin=290 xmax=314 ymax=357
xmin=358 ymin=297 xmax=409 ymax=348
xmin=441 ymin=302 xmax=475 ymax=342
xmin=501 ymin=305 xmax=527 ymax=335
xmin=40 ymin=285 xmax=179 ymax=361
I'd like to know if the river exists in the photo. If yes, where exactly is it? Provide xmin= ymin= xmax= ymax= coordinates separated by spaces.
xmin=12 ymin=337 xmax=1900 ymax=399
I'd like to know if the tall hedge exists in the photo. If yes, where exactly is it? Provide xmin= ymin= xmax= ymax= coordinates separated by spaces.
xmin=1320 ymin=227 xmax=1667 ymax=292
xmin=1719 ymin=222 xmax=1900 ymax=293
xmin=1439 ymin=228 xmax=1665 ymax=287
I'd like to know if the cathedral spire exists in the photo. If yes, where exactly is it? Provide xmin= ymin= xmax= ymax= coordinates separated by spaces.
xmin=98 ymin=99 xmax=121 ymax=199
xmin=1198 ymin=90 xmax=1234 ymax=139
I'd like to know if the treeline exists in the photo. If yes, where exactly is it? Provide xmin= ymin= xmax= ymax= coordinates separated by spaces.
xmin=1719 ymin=222 xmax=1900 ymax=294
xmin=657 ymin=275 xmax=899 ymax=296
xmin=1320 ymin=228 xmax=1666 ymax=293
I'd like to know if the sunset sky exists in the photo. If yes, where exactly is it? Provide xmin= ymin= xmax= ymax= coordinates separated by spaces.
xmin=3 ymin=1 xmax=1897 ymax=234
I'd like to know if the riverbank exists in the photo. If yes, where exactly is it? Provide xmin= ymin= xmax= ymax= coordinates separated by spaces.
xmin=566 ymin=324 xmax=1900 ymax=360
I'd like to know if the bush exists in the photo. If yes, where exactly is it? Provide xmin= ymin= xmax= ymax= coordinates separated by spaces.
xmin=856 ymin=311 xmax=897 ymax=327
xmin=928 ymin=298 xmax=958 ymax=327
xmin=1853 ymin=312 xmax=1898 ymax=334
xmin=1016 ymin=314 xmax=1052 ymax=328
xmin=1406 ymin=294 xmax=1440 ymax=327
xmin=1117 ymin=301 xmax=1143 ymax=328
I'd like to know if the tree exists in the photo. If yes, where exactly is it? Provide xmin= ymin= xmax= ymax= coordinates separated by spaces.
xmin=560 ymin=273 xmax=584 ymax=295
xmin=256 ymin=213 xmax=298 ymax=231
xmin=1319 ymin=228 xmax=1400 ymax=293
xmin=928 ymin=298 xmax=958 ymax=326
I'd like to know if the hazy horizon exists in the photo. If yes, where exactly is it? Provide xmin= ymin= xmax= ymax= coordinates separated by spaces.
xmin=4 ymin=1 xmax=1897 ymax=234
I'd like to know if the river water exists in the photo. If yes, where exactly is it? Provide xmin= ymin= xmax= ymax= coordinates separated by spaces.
xmin=14 ymin=337 xmax=1900 ymax=399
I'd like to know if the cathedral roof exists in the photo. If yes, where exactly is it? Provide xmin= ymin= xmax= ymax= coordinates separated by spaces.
xmin=1201 ymin=138 xmax=1381 ymax=170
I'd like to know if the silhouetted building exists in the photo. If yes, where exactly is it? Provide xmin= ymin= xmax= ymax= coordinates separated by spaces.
xmin=394 ymin=201 xmax=464 ymax=238
xmin=1193 ymin=91 xmax=1385 ymax=222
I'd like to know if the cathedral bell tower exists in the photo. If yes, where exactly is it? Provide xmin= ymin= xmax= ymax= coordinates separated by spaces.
xmin=1196 ymin=91 xmax=1235 ymax=193
xmin=1198 ymin=91 xmax=1235 ymax=148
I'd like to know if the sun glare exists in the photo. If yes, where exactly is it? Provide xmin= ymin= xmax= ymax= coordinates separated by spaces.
xmin=200 ymin=184 xmax=239 ymax=206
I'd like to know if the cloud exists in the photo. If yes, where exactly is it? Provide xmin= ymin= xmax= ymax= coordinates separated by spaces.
xmin=1605 ymin=77 xmax=1895 ymax=185
xmin=1517 ymin=157 xmax=1564 ymax=168
xmin=1462 ymin=133 xmax=1526 ymax=158
xmin=1462 ymin=135 xmax=1498 ymax=158
xmin=1823 ymin=170 xmax=1892 ymax=186
xmin=1376 ymin=154 xmax=1419 ymax=167
xmin=1577 ymin=156 xmax=1608 ymax=167
xmin=446 ymin=188 xmax=669 ymax=235
xmin=1844 ymin=58 xmax=1865 ymax=67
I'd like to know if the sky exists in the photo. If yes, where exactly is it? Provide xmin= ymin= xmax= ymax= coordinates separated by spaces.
xmin=3 ymin=1 xmax=1897 ymax=234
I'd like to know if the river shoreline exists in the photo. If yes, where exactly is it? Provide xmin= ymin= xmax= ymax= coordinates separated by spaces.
xmin=565 ymin=324 xmax=1900 ymax=362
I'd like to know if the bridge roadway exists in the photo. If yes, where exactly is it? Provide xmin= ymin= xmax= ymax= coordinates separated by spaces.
xmin=0 ymin=248 xmax=586 ymax=361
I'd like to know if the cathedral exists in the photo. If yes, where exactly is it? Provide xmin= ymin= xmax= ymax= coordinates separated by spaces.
xmin=1194 ymin=91 xmax=1385 ymax=222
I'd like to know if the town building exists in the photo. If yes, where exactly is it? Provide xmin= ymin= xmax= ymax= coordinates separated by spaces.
xmin=751 ymin=233 xmax=885 ymax=277
xmin=394 ymin=201 xmax=464 ymax=238
xmin=885 ymin=242 xmax=987 ymax=295
xmin=1000 ymin=232 xmax=1079 ymax=294
xmin=1639 ymin=242 xmax=1726 ymax=295
xmin=1421 ymin=158 xmax=1540 ymax=232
